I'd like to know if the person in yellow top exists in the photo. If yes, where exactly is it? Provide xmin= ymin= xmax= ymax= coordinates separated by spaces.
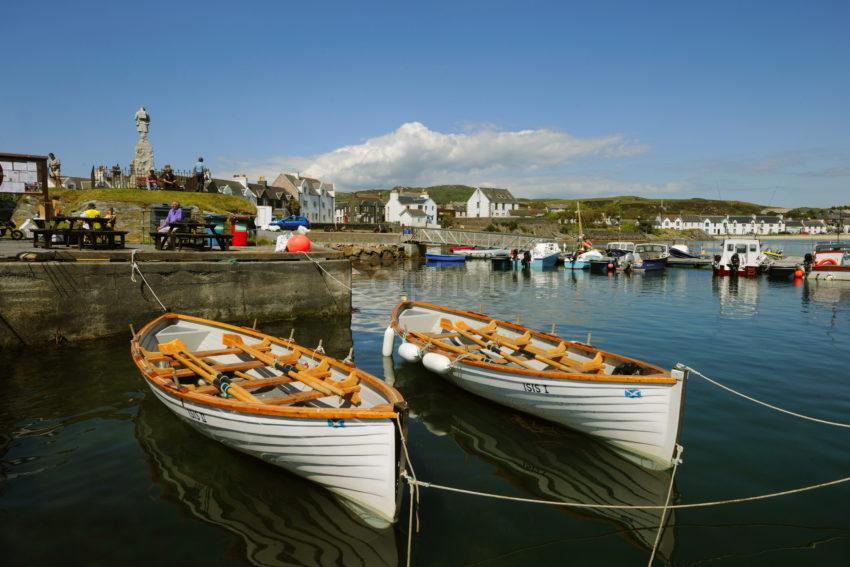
xmin=83 ymin=203 xmax=101 ymax=230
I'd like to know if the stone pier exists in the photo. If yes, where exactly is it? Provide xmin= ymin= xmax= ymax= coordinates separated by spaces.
xmin=0 ymin=254 xmax=351 ymax=349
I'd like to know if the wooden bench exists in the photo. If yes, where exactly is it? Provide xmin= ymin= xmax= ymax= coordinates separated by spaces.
xmin=150 ymin=231 xmax=232 ymax=251
xmin=32 ymin=228 xmax=58 ymax=248
xmin=70 ymin=229 xmax=128 ymax=249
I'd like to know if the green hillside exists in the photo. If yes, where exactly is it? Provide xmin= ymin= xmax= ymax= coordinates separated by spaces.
xmin=533 ymin=196 xmax=766 ymax=220
xmin=337 ymin=185 xmax=476 ymax=205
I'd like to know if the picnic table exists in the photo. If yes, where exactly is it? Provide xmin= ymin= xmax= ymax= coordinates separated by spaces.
xmin=150 ymin=220 xmax=232 ymax=251
xmin=32 ymin=216 xmax=127 ymax=249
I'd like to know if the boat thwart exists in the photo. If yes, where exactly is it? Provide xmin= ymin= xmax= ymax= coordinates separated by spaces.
xmin=386 ymin=301 xmax=687 ymax=469
xmin=131 ymin=313 xmax=408 ymax=526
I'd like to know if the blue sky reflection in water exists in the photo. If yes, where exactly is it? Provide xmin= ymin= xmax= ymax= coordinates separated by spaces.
xmin=2 ymin=260 xmax=850 ymax=565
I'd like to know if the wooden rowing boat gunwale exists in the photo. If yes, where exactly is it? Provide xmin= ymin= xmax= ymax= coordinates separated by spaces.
xmin=132 ymin=312 xmax=405 ymax=420
xmin=390 ymin=301 xmax=674 ymax=385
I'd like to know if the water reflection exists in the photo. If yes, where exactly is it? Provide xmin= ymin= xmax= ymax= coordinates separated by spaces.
xmin=713 ymin=277 xmax=760 ymax=319
xmin=389 ymin=362 xmax=677 ymax=562
xmin=135 ymin=395 xmax=399 ymax=567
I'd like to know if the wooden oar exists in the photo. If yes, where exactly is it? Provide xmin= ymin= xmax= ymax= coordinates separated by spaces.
xmin=464 ymin=320 xmax=603 ymax=373
xmin=158 ymin=339 xmax=262 ymax=404
xmin=441 ymin=319 xmax=538 ymax=370
xmin=222 ymin=334 xmax=351 ymax=398
xmin=408 ymin=330 xmax=487 ymax=360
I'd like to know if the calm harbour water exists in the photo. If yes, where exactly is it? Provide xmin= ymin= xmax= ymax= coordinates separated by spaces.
xmin=3 ymin=248 xmax=850 ymax=566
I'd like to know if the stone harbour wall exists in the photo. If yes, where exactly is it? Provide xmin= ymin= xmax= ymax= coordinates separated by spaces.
xmin=0 ymin=259 xmax=351 ymax=349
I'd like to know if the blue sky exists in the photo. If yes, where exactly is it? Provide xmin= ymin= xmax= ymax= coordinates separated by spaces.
xmin=2 ymin=0 xmax=848 ymax=206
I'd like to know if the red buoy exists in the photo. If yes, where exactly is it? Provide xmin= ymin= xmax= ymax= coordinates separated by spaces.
xmin=794 ymin=269 xmax=803 ymax=279
xmin=287 ymin=234 xmax=311 ymax=252
xmin=607 ymin=263 xmax=614 ymax=270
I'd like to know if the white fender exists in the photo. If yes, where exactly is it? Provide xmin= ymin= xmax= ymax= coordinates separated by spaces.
xmin=398 ymin=342 xmax=421 ymax=363
xmin=422 ymin=352 xmax=452 ymax=375
xmin=382 ymin=326 xmax=395 ymax=357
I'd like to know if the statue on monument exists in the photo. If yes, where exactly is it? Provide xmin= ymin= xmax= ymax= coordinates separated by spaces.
xmin=132 ymin=106 xmax=154 ymax=177
xmin=134 ymin=106 xmax=151 ymax=139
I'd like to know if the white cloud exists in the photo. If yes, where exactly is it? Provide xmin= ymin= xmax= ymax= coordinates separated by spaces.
xmin=302 ymin=122 xmax=648 ymax=188
xmin=217 ymin=122 xmax=652 ymax=196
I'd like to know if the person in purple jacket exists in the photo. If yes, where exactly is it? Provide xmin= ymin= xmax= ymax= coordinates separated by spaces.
xmin=157 ymin=201 xmax=183 ymax=249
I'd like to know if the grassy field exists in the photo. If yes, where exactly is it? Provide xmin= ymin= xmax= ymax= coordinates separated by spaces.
xmin=533 ymin=196 xmax=767 ymax=219
xmin=48 ymin=188 xmax=256 ymax=214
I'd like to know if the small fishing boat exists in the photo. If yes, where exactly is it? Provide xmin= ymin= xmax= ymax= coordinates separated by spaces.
xmin=425 ymin=253 xmax=465 ymax=262
xmin=131 ymin=313 xmax=408 ymax=526
xmin=449 ymin=246 xmax=474 ymax=252
xmin=563 ymin=249 xmax=603 ymax=270
xmin=384 ymin=301 xmax=687 ymax=469
xmin=605 ymin=242 xmax=636 ymax=257
xmin=453 ymin=248 xmax=509 ymax=259
xmin=712 ymin=238 xmax=770 ymax=277
xmin=529 ymin=241 xmax=561 ymax=268
xmin=669 ymin=244 xmax=699 ymax=259
xmin=804 ymin=242 xmax=850 ymax=281
xmin=630 ymin=243 xmax=670 ymax=272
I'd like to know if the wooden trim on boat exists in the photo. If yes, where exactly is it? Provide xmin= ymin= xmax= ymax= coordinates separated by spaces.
xmin=391 ymin=300 xmax=676 ymax=385
xmin=131 ymin=313 xmax=404 ymax=420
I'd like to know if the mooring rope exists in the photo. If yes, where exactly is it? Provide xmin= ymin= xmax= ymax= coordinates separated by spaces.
xmin=395 ymin=415 xmax=420 ymax=567
xmin=647 ymin=445 xmax=682 ymax=566
xmin=681 ymin=364 xmax=850 ymax=429
xmin=129 ymin=249 xmax=168 ymax=312
xmin=300 ymin=251 xmax=367 ymax=295
xmin=402 ymin=472 xmax=850 ymax=511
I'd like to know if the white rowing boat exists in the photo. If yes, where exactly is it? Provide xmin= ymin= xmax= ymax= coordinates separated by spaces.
xmin=132 ymin=313 xmax=408 ymax=526
xmin=384 ymin=301 xmax=686 ymax=469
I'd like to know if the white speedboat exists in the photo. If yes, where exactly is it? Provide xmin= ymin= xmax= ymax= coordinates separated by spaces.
xmin=529 ymin=241 xmax=561 ymax=268
xmin=712 ymin=239 xmax=770 ymax=277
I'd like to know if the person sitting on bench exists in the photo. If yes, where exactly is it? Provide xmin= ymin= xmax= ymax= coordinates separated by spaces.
xmin=103 ymin=207 xmax=118 ymax=229
xmin=158 ymin=201 xmax=183 ymax=249
xmin=160 ymin=164 xmax=179 ymax=190
xmin=145 ymin=169 xmax=159 ymax=190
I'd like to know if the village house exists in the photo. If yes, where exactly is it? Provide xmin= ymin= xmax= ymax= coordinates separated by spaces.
xmin=465 ymin=187 xmax=518 ymax=218
xmin=654 ymin=214 xmax=785 ymax=235
xmin=385 ymin=189 xmax=439 ymax=228
xmin=270 ymin=173 xmax=335 ymax=223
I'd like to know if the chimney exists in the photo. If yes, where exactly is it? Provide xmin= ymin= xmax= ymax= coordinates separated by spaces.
xmin=420 ymin=192 xmax=429 ymax=200
xmin=233 ymin=174 xmax=248 ymax=188
xmin=258 ymin=176 xmax=267 ymax=187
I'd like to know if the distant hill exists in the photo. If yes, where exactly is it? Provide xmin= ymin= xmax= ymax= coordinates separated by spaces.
xmin=532 ymin=196 xmax=767 ymax=220
xmin=337 ymin=185 xmax=476 ymax=205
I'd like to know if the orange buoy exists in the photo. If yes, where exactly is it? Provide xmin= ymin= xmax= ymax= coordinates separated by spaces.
xmin=607 ymin=263 xmax=614 ymax=270
xmin=794 ymin=269 xmax=804 ymax=278
xmin=287 ymin=234 xmax=311 ymax=252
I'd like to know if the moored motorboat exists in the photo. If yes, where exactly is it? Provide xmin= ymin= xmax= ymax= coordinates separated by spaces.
xmin=453 ymin=248 xmax=509 ymax=259
xmin=669 ymin=244 xmax=699 ymax=259
xmin=804 ymin=242 xmax=850 ymax=281
xmin=712 ymin=238 xmax=770 ymax=277
xmin=605 ymin=242 xmax=636 ymax=257
xmin=564 ymin=248 xmax=603 ymax=270
xmin=131 ymin=313 xmax=408 ymax=525
xmin=386 ymin=301 xmax=687 ymax=469
xmin=529 ymin=241 xmax=561 ymax=268
xmin=425 ymin=253 xmax=465 ymax=262
xmin=630 ymin=243 xmax=670 ymax=272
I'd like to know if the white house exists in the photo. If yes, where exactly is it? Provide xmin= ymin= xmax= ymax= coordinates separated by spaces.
xmin=465 ymin=187 xmax=518 ymax=218
xmin=385 ymin=189 xmax=439 ymax=228
xmin=655 ymin=214 xmax=784 ymax=235
xmin=802 ymin=219 xmax=828 ymax=234
xmin=399 ymin=208 xmax=430 ymax=227
xmin=269 ymin=173 xmax=335 ymax=223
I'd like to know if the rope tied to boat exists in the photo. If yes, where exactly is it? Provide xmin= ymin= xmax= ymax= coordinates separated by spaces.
xmin=400 ymin=471 xmax=850 ymax=511
xmin=647 ymin=444 xmax=682 ymax=566
xmin=300 ymin=251 xmax=366 ymax=295
xmin=129 ymin=249 xmax=168 ymax=312
xmin=394 ymin=415 xmax=420 ymax=567
xmin=679 ymin=364 xmax=850 ymax=429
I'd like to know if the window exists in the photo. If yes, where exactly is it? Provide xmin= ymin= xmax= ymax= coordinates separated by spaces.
xmin=727 ymin=244 xmax=735 ymax=251
xmin=736 ymin=244 xmax=747 ymax=253
xmin=749 ymin=244 xmax=757 ymax=252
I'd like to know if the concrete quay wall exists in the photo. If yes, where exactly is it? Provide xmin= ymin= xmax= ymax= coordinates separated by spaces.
xmin=0 ymin=259 xmax=351 ymax=349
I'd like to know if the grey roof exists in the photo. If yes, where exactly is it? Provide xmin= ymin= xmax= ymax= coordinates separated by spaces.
xmin=728 ymin=216 xmax=753 ymax=223
xmin=754 ymin=215 xmax=782 ymax=222
xmin=401 ymin=208 xmax=428 ymax=217
xmin=785 ymin=220 xmax=803 ymax=227
xmin=398 ymin=194 xmax=430 ymax=205
xmin=478 ymin=187 xmax=517 ymax=203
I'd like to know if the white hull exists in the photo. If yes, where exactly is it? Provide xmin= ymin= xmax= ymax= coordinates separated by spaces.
xmin=454 ymin=248 xmax=509 ymax=259
xmin=808 ymin=268 xmax=850 ymax=281
xmin=392 ymin=301 xmax=686 ymax=469
xmin=440 ymin=362 xmax=685 ymax=468
xmin=147 ymin=384 xmax=399 ymax=527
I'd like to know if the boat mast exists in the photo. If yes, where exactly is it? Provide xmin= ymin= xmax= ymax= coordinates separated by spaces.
xmin=576 ymin=201 xmax=583 ymax=247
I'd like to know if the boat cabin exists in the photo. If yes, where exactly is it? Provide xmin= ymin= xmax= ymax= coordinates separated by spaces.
xmin=634 ymin=243 xmax=669 ymax=260
xmin=606 ymin=242 xmax=635 ymax=253
xmin=714 ymin=238 xmax=768 ymax=276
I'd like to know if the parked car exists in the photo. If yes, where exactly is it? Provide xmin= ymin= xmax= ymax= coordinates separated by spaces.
xmin=270 ymin=216 xmax=310 ymax=230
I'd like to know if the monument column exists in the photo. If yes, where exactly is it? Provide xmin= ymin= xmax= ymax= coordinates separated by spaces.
xmin=132 ymin=106 xmax=154 ymax=178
